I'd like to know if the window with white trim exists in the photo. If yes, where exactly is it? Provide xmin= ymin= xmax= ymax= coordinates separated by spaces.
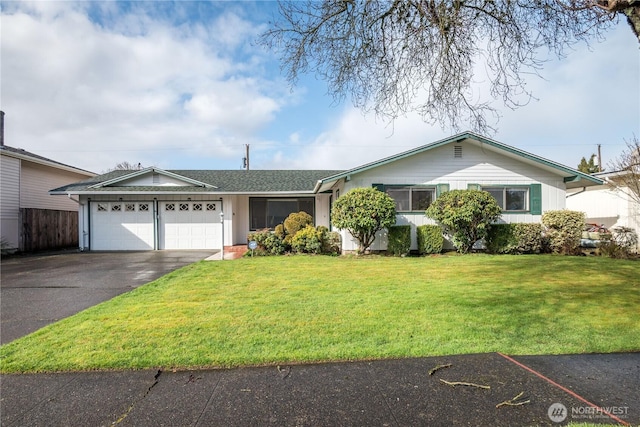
xmin=385 ymin=186 xmax=435 ymax=212
xmin=483 ymin=186 xmax=529 ymax=212
xmin=249 ymin=197 xmax=314 ymax=230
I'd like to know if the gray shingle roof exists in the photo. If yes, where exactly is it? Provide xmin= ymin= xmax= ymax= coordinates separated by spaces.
xmin=50 ymin=170 xmax=345 ymax=194
xmin=1 ymin=145 xmax=95 ymax=175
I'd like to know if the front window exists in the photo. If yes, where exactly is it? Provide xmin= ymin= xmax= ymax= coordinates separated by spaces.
xmin=484 ymin=187 xmax=528 ymax=212
xmin=386 ymin=186 xmax=435 ymax=212
xmin=249 ymin=198 xmax=315 ymax=230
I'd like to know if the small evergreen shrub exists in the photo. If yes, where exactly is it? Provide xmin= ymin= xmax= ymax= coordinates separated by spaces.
xmin=331 ymin=187 xmax=397 ymax=254
xmin=542 ymin=210 xmax=585 ymax=255
xmin=486 ymin=223 xmax=543 ymax=254
xmin=247 ymin=229 xmax=286 ymax=255
xmin=513 ymin=223 xmax=543 ymax=254
xmin=486 ymin=224 xmax=516 ymax=254
xmin=425 ymin=190 xmax=502 ymax=253
xmin=416 ymin=225 xmax=444 ymax=254
xmin=323 ymin=231 xmax=342 ymax=255
xmin=291 ymin=225 xmax=324 ymax=254
xmin=387 ymin=225 xmax=411 ymax=256
xmin=284 ymin=211 xmax=313 ymax=244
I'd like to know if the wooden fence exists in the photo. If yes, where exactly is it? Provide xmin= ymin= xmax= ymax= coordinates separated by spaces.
xmin=21 ymin=208 xmax=78 ymax=252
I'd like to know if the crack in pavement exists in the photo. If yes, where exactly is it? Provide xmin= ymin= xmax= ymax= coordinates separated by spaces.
xmin=112 ymin=370 xmax=163 ymax=426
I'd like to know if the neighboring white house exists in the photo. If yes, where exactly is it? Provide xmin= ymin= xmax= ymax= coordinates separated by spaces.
xmin=50 ymin=132 xmax=603 ymax=252
xmin=1 ymin=142 xmax=96 ymax=251
xmin=566 ymin=170 xmax=640 ymax=250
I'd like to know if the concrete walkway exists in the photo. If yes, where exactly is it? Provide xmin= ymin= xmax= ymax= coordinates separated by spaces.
xmin=2 ymin=352 xmax=638 ymax=426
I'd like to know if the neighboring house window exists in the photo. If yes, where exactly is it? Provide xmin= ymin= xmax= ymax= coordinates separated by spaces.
xmin=249 ymin=197 xmax=314 ymax=230
xmin=483 ymin=186 xmax=529 ymax=212
xmin=385 ymin=186 xmax=435 ymax=212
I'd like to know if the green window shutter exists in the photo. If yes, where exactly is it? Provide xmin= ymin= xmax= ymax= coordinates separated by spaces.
xmin=436 ymin=183 xmax=450 ymax=196
xmin=530 ymin=183 xmax=542 ymax=215
xmin=467 ymin=183 xmax=481 ymax=191
xmin=372 ymin=183 xmax=385 ymax=192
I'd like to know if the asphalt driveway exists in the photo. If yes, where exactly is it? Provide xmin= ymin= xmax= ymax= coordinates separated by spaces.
xmin=0 ymin=250 xmax=215 ymax=344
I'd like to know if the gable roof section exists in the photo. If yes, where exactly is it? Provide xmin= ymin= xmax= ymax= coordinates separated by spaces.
xmin=50 ymin=169 xmax=344 ymax=195
xmin=87 ymin=167 xmax=215 ymax=189
xmin=315 ymin=131 xmax=604 ymax=191
xmin=1 ymin=144 xmax=95 ymax=176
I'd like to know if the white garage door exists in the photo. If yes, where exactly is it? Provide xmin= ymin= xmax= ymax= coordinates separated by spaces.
xmin=91 ymin=201 xmax=154 ymax=250
xmin=159 ymin=201 xmax=221 ymax=250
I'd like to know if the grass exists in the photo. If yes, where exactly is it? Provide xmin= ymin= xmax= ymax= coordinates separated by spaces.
xmin=1 ymin=255 xmax=638 ymax=373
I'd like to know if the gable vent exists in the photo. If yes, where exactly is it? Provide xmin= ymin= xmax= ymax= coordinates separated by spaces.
xmin=152 ymin=173 xmax=160 ymax=184
xmin=454 ymin=145 xmax=463 ymax=158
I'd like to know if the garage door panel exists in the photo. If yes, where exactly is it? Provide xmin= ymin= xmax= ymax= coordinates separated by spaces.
xmin=92 ymin=202 xmax=154 ymax=251
xmin=160 ymin=201 xmax=221 ymax=250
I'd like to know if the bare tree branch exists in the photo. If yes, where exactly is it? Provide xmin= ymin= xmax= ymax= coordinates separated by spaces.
xmin=260 ymin=0 xmax=635 ymax=134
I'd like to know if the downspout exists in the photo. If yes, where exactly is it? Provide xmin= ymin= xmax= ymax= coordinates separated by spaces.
xmin=219 ymin=199 xmax=224 ymax=260
xmin=153 ymin=198 xmax=159 ymax=250
xmin=566 ymin=187 xmax=587 ymax=198
xmin=67 ymin=193 xmax=85 ymax=251
xmin=87 ymin=198 xmax=91 ymax=251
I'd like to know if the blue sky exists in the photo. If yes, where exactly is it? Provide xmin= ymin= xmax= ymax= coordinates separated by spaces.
xmin=1 ymin=1 xmax=638 ymax=174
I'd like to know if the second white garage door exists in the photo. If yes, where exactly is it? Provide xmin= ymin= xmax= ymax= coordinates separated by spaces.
xmin=159 ymin=201 xmax=221 ymax=250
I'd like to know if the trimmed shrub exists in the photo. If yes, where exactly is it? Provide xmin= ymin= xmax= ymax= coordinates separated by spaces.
xmin=513 ymin=223 xmax=543 ymax=254
xmin=387 ymin=225 xmax=411 ymax=256
xmin=486 ymin=223 xmax=543 ymax=254
xmin=542 ymin=210 xmax=585 ymax=255
xmin=426 ymin=190 xmax=502 ymax=253
xmin=291 ymin=225 xmax=324 ymax=254
xmin=331 ymin=187 xmax=397 ymax=254
xmin=417 ymin=225 xmax=444 ymax=254
xmin=284 ymin=211 xmax=313 ymax=244
xmin=323 ymin=231 xmax=342 ymax=255
xmin=486 ymin=224 xmax=516 ymax=254
xmin=247 ymin=229 xmax=287 ymax=255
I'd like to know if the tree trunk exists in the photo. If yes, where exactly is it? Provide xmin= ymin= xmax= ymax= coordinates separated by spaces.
xmin=623 ymin=6 xmax=640 ymax=42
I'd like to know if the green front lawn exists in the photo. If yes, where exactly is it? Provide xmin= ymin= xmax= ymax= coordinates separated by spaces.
xmin=1 ymin=255 xmax=638 ymax=373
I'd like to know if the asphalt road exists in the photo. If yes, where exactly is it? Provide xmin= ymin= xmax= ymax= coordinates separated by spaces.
xmin=0 ymin=250 xmax=215 ymax=344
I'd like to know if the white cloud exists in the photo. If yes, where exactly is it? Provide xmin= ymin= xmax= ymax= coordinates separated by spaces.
xmin=1 ymin=2 xmax=287 ymax=172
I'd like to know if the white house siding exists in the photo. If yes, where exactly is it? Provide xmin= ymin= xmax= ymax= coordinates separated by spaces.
xmin=338 ymin=143 xmax=566 ymax=252
xmin=118 ymin=173 xmax=191 ymax=187
xmin=21 ymin=162 xmax=89 ymax=211
xmin=230 ymin=194 xmax=334 ymax=246
xmin=566 ymin=185 xmax=640 ymax=250
xmin=1 ymin=155 xmax=20 ymax=248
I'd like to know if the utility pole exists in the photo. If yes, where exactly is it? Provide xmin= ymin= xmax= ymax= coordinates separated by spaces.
xmin=243 ymin=144 xmax=250 ymax=170
xmin=597 ymin=144 xmax=602 ymax=172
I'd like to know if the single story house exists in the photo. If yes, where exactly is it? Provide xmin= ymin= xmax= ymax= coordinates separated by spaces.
xmin=50 ymin=131 xmax=603 ymax=252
